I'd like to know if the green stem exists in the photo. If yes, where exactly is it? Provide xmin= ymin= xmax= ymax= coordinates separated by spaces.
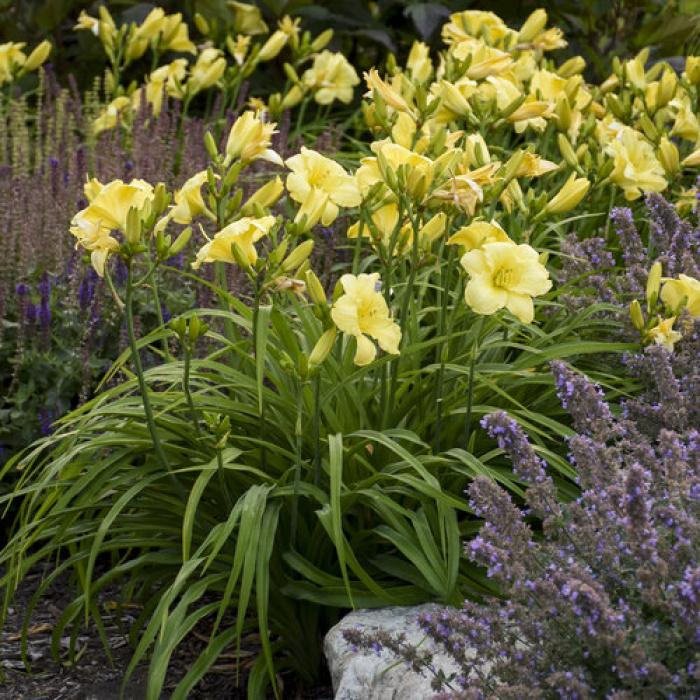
xmin=434 ymin=245 xmax=455 ymax=454
xmin=290 ymin=379 xmax=304 ymax=549
xmin=182 ymin=343 xmax=200 ymax=436
xmin=125 ymin=262 xmax=182 ymax=492
xmin=313 ymin=373 xmax=322 ymax=487
xmin=216 ymin=448 xmax=234 ymax=512
xmin=464 ymin=316 xmax=485 ymax=451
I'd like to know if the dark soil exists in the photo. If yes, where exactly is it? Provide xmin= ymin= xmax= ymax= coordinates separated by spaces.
xmin=0 ymin=568 xmax=333 ymax=699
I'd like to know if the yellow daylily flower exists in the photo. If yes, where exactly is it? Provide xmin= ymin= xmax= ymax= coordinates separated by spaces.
xmin=93 ymin=96 xmax=133 ymax=134
xmin=159 ymin=13 xmax=197 ymax=54
xmin=407 ymin=41 xmax=432 ymax=83
xmin=682 ymin=147 xmax=700 ymax=167
xmin=23 ymin=40 xmax=52 ymax=73
xmin=125 ymin=8 xmax=166 ymax=62
xmin=452 ymin=42 xmax=513 ymax=80
xmin=431 ymin=174 xmax=483 ymax=215
xmin=515 ymin=152 xmax=558 ymax=177
xmin=257 ymin=30 xmax=289 ymax=62
xmin=684 ymin=56 xmax=700 ymax=84
xmin=243 ymin=176 xmax=285 ymax=213
xmin=0 ymin=42 xmax=26 ymax=85
xmin=669 ymin=96 xmax=700 ymax=142
xmin=518 ymin=9 xmax=547 ymax=43
xmin=461 ymin=242 xmax=552 ymax=323
xmin=229 ymin=34 xmax=251 ymax=65
xmin=364 ymin=68 xmax=414 ymax=114
xmin=442 ymin=11 xmax=509 ymax=46
xmin=331 ymin=273 xmax=401 ymax=366
xmin=647 ymin=317 xmax=682 ymax=352
xmin=70 ymin=179 xmax=155 ymax=275
xmin=144 ymin=59 xmax=188 ymax=115
xmin=286 ymin=148 xmax=361 ymax=226
xmin=448 ymin=220 xmax=512 ymax=251
xmin=303 ymin=51 xmax=359 ymax=105
xmin=188 ymin=48 xmax=227 ymax=94
xmin=347 ymin=203 xmax=400 ymax=248
xmin=170 ymin=171 xmax=210 ymax=224
xmin=192 ymin=215 xmax=276 ymax=269
xmin=606 ymin=129 xmax=667 ymax=201
xmin=660 ymin=274 xmax=700 ymax=316
xmin=224 ymin=111 xmax=283 ymax=167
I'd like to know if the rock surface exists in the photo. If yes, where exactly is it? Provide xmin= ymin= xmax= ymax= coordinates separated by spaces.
xmin=324 ymin=604 xmax=462 ymax=700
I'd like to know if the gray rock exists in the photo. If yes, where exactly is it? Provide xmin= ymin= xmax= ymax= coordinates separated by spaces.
xmin=324 ymin=604 xmax=463 ymax=700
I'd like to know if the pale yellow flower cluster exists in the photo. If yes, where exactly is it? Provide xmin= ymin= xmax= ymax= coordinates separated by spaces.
xmin=0 ymin=40 xmax=51 ymax=86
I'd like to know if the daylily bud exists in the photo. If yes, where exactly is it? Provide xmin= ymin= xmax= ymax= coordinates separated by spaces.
xmin=685 ymin=56 xmax=700 ymax=84
xmin=169 ymin=226 xmax=192 ymax=257
xmin=305 ymin=270 xmax=327 ymax=306
xmin=630 ymin=299 xmax=645 ymax=331
xmin=23 ymin=40 xmax=52 ymax=73
xmin=257 ymin=30 xmax=288 ymax=62
xmin=658 ymin=137 xmax=680 ymax=176
xmin=682 ymin=146 xmax=700 ymax=167
xmin=125 ymin=206 xmax=142 ymax=245
xmin=194 ymin=13 xmax=210 ymax=35
xmin=541 ymin=174 xmax=590 ymax=216
xmin=152 ymin=182 xmax=170 ymax=216
xmin=243 ymin=177 xmax=284 ymax=214
xmin=519 ymin=9 xmax=547 ymax=43
xmin=557 ymin=133 xmax=579 ymax=170
xmin=638 ymin=113 xmax=658 ymax=142
xmin=656 ymin=70 xmax=677 ymax=108
xmin=282 ymin=239 xmax=314 ymax=273
xmin=309 ymin=327 xmax=336 ymax=367
xmin=503 ymin=149 xmax=526 ymax=185
xmin=310 ymin=29 xmax=333 ymax=52
xmin=646 ymin=261 xmax=662 ymax=310
xmin=280 ymin=84 xmax=304 ymax=110
xmin=204 ymin=131 xmax=219 ymax=161
xmin=557 ymin=56 xmax=585 ymax=78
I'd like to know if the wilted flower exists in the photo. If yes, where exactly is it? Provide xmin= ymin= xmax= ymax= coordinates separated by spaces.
xmin=331 ymin=273 xmax=401 ymax=365
xmin=460 ymin=242 xmax=552 ymax=323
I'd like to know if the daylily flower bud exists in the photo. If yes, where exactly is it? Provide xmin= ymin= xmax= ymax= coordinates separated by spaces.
xmin=169 ymin=226 xmax=192 ymax=257
xmin=682 ymin=147 xmax=700 ymax=167
xmin=638 ymin=113 xmax=658 ymax=142
xmin=309 ymin=327 xmax=336 ymax=367
xmin=541 ymin=174 xmax=590 ymax=216
xmin=685 ymin=56 xmax=700 ymax=84
xmin=280 ymin=84 xmax=304 ymax=110
xmin=242 ymin=177 xmax=284 ymax=214
xmin=557 ymin=133 xmax=579 ymax=170
xmin=503 ymin=149 xmax=526 ymax=185
xmin=194 ymin=13 xmax=210 ymax=35
xmin=305 ymin=270 xmax=327 ymax=306
xmin=310 ymin=29 xmax=334 ymax=52
xmin=658 ymin=138 xmax=680 ymax=176
xmin=646 ymin=261 xmax=662 ymax=310
xmin=557 ymin=56 xmax=585 ymax=78
xmin=125 ymin=206 xmax=142 ymax=245
xmin=23 ymin=40 xmax=52 ymax=73
xmin=204 ymin=131 xmax=219 ymax=161
xmin=257 ymin=30 xmax=288 ymax=62
xmin=519 ymin=9 xmax=547 ymax=43
xmin=282 ymin=239 xmax=314 ymax=273
xmin=630 ymin=299 xmax=645 ymax=331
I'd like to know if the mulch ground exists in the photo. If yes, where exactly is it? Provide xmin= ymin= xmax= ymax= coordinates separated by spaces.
xmin=0 ymin=568 xmax=333 ymax=699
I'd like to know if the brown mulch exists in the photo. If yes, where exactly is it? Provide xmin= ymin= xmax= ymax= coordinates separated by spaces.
xmin=0 ymin=568 xmax=333 ymax=699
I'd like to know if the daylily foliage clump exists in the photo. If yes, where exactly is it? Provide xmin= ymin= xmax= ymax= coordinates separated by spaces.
xmin=4 ymin=4 xmax=700 ymax=699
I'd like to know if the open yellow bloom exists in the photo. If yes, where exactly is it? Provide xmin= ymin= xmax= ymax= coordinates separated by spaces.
xmin=70 ymin=179 xmax=155 ymax=275
xmin=606 ymin=129 xmax=667 ymax=201
xmin=188 ymin=48 xmax=227 ymax=94
xmin=125 ymin=8 xmax=165 ymax=61
xmin=303 ymin=51 xmax=359 ymax=105
xmin=286 ymin=148 xmax=360 ymax=226
xmin=461 ymin=242 xmax=552 ymax=323
xmin=647 ymin=317 xmax=682 ymax=352
xmin=170 ymin=171 xmax=210 ymax=224
xmin=93 ymin=95 xmax=132 ymax=134
xmin=0 ymin=42 xmax=26 ymax=85
xmin=192 ymin=215 xmax=275 ymax=269
xmin=331 ymin=273 xmax=401 ymax=366
xmin=660 ymin=274 xmax=700 ymax=316
xmin=670 ymin=96 xmax=700 ymax=142
xmin=225 ymin=111 xmax=283 ymax=167
xmin=144 ymin=59 xmax=187 ymax=115
xmin=159 ymin=13 xmax=197 ymax=54
xmin=407 ymin=41 xmax=432 ymax=83
xmin=442 ymin=11 xmax=509 ymax=46
xmin=448 ymin=220 xmax=512 ymax=251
